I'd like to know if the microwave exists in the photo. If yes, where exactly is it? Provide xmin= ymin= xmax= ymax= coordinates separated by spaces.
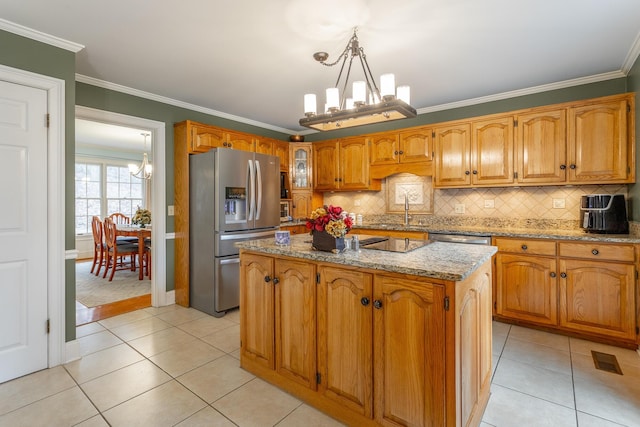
xmin=280 ymin=201 xmax=291 ymax=222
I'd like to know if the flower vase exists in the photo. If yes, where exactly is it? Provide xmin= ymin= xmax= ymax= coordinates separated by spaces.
xmin=312 ymin=230 xmax=345 ymax=253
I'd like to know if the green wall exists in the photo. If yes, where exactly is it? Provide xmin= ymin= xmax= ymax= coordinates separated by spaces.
xmin=627 ymin=55 xmax=640 ymax=221
xmin=0 ymin=27 xmax=637 ymax=344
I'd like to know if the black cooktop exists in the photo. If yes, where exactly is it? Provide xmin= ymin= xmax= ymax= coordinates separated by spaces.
xmin=359 ymin=236 xmax=432 ymax=253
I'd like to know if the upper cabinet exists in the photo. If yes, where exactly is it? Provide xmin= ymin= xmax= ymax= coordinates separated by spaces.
xmin=433 ymin=93 xmax=635 ymax=188
xmin=291 ymin=143 xmax=312 ymax=190
xmin=256 ymin=138 xmax=289 ymax=172
xmin=515 ymin=108 xmax=567 ymax=184
xmin=568 ymin=98 xmax=632 ymax=183
xmin=191 ymin=123 xmax=226 ymax=153
xmin=313 ymin=138 xmax=381 ymax=192
xmin=369 ymin=127 xmax=433 ymax=179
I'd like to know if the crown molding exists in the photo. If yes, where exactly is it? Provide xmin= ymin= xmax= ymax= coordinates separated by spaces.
xmin=75 ymin=74 xmax=298 ymax=135
xmin=0 ymin=18 xmax=84 ymax=52
xmin=416 ymin=70 xmax=627 ymax=115
xmin=621 ymin=30 xmax=640 ymax=74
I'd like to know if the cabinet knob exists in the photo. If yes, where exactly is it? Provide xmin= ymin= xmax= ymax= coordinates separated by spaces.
xmin=399 ymin=150 xmax=404 ymax=155
xmin=272 ymin=277 xmax=280 ymax=285
xmin=361 ymin=297 xmax=370 ymax=306
xmin=334 ymin=178 xmax=339 ymax=182
xmin=264 ymin=275 xmax=271 ymax=282
xmin=592 ymin=249 xmax=599 ymax=255
xmin=550 ymin=272 xmax=556 ymax=278
xmin=521 ymin=244 xmax=528 ymax=250
xmin=560 ymin=272 xmax=567 ymax=278
xmin=472 ymin=170 xmax=478 ymax=175
xmin=394 ymin=151 xmax=399 ymax=155
xmin=570 ymin=164 xmax=576 ymax=170
xmin=560 ymin=164 xmax=566 ymax=170
xmin=373 ymin=300 xmax=383 ymax=309
xmin=465 ymin=171 xmax=470 ymax=175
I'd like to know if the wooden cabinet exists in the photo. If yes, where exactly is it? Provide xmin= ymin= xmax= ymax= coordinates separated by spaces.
xmin=313 ymin=138 xmax=380 ymax=191
xmin=369 ymin=128 xmax=433 ymax=179
xmin=290 ymin=191 xmax=312 ymax=220
xmin=471 ymin=115 xmax=514 ymax=186
xmin=557 ymin=242 xmax=636 ymax=341
xmin=494 ymin=238 xmax=558 ymax=326
xmin=433 ymin=93 xmax=634 ymax=188
xmin=240 ymin=251 xmax=493 ymax=427
xmin=225 ymin=131 xmax=255 ymax=151
xmin=279 ymin=223 xmax=307 ymax=235
xmin=373 ymin=273 xmax=446 ymax=426
xmin=434 ymin=116 xmax=514 ymax=188
xmin=515 ymin=108 xmax=567 ymax=184
xmin=190 ymin=123 xmax=225 ymax=153
xmin=567 ymin=97 xmax=632 ymax=183
xmin=240 ymin=253 xmax=317 ymax=388
xmin=494 ymin=237 xmax=638 ymax=347
xmin=433 ymin=122 xmax=472 ymax=187
xmin=317 ymin=266 xmax=374 ymax=417
xmin=273 ymin=139 xmax=290 ymax=172
xmin=291 ymin=143 xmax=312 ymax=190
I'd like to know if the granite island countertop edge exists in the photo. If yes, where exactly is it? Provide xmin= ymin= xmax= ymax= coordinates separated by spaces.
xmin=237 ymin=236 xmax=497 ymax=282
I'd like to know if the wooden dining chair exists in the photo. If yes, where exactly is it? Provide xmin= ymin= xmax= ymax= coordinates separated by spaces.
xmin=90 ymin=216 xmax=107 ymax=276
xmin=103 ymin=217 xmax=139 ymax=281
xmin=109 ymin=212 xmax=138 ymax=244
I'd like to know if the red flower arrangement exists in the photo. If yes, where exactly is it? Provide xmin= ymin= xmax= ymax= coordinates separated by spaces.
xmin=306 ymin=205 xmax=353 ymax=238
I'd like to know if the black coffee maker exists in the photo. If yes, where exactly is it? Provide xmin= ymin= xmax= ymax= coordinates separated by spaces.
xmin=580 ymin=194 xmax=628 ymax=234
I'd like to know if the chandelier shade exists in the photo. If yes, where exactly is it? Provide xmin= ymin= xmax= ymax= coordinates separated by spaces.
xmin=299 ymin=28 xmax=417 ymax=131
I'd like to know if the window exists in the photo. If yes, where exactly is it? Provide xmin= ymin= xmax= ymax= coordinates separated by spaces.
xmin=75 ymin=160 xmax=145 ymax=235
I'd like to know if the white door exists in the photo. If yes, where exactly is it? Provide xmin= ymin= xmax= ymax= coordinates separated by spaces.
xmin=0 ymin=80 xmax=49 ymax=383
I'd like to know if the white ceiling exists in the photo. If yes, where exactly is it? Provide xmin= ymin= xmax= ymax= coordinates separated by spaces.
xmin=2 ymin=0 xmax=640 ymax=138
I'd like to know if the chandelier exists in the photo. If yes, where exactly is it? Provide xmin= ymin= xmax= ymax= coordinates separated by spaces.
xmin=299 ymin=28 xmax=416 ymax=131
xmin=128 ymin=132 xmax=152 ymax=180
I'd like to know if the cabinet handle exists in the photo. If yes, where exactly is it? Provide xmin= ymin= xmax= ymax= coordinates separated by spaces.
xmin=560 ymin=272 xmax=567 ymax=278
xmin=465 ymin=171 xmax=470 ymax=175
xmin=560 ymin=164 xmax=566 ymax=170
xmin=550 ymin=272 xmax=556 ymax=278
xmin=472 ymin=170 xmax=478 ymax=175
xmin=521 ymin=244 xmax=528 ymax=250
xmin=399 ymin=150 xmax=404 ymax=155
xmin=264 ymin=275 xmax=271 ymax=282
xmin=570 ymin=164 xmax=576 ymax=170
xmin=334 ymin=178 xmax=339 ymax=182
xmin=272 ymin=277 xmax=280 ymax=285
xmin=394 ymin=150 xmax=399 ymax=155
xmin=592 ymin=249 xmax=599 ymax=255
xmin=373 ymin=300 xmax=383 ymax=309
xmin=361 ymin=297 xmax=370 ymax=306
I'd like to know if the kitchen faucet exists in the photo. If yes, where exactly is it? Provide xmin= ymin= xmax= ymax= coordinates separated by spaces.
xmin=404 ymin=193 xmax=409 ymax=226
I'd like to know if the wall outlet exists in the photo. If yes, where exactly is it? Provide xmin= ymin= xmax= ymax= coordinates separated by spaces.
xmin=454 ymin=204 xmax=465 ymax=214
xmin=552 ymin=198 xmax=565 ymax=209
xmin=168 ymin=205 xmax=175 ymax=216
xmin=484 ymin=199 xmax=495 ymax=209
xmin=354 ymin=199 xmax=361 ymax=207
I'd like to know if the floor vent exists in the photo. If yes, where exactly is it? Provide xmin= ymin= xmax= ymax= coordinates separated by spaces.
xmin=591 ymin=350 xmax=623 ymax=375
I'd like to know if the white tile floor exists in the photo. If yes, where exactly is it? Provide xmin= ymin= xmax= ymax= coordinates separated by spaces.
xmin=1 ymin=305 xmax=639 ymax=427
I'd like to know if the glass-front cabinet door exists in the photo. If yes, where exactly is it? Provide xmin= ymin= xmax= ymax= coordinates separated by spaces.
xmin=291 ymin=143 xmax=312 ymax=190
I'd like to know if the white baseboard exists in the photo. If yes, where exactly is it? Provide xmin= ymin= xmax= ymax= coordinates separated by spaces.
xmin=164 ymin=290 xmax=175 ymax=306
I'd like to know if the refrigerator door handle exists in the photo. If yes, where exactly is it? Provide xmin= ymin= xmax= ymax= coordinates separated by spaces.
xmin=247 ymin=159 xmax=255 ymax=221
xmin=255 ymin=160 xmax=262 ymax=220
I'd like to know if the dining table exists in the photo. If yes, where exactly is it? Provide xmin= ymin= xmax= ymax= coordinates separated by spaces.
xmin=116 ymin=225 xmax=151 ymax=280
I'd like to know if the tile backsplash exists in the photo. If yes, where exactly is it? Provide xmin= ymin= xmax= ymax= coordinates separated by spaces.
xmin=323 ymin=173 xmax=629 ymax=225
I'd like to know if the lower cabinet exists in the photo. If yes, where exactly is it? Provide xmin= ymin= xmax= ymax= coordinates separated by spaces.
xmin=240 ymin=251 xmax=492 ymax=427
xmin=494 ymin=238 xmax=638 ymax=347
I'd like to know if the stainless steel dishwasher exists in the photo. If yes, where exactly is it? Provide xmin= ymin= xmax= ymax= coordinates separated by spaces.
xmin=428 ymin=232 xmax=492 ymax=245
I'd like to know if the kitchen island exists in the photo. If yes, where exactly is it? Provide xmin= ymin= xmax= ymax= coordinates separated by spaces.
xmin=237 ymin=234 xmax=497 ymax=427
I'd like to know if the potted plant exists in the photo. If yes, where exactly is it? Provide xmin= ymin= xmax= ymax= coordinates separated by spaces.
xmin=305 ymin=205 xmax=353 ymax=253
xmin=132 ymin=206 xmax=151 ymax=228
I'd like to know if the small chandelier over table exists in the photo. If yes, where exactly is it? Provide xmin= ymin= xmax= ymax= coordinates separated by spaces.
xmin=299 ymin=28 xmax=417 ymax=131
xmin=128 ymin=132 xmax=152 ymax=180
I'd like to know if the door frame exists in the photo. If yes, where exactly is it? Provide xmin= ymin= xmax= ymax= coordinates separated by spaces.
xmin=75 ymin=106 xmax=168 ymax=307
xmin=0 ymin=64 xmax=66 ymax=367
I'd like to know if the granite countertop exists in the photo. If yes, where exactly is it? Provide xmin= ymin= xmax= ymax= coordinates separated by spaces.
xmin=351 ymin=223 xmax=640 ymax=244
xmin=236 ymin=234 xmax=497 ymax=282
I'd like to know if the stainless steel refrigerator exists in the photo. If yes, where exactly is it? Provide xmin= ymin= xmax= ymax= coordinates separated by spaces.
xmin=189 ymin=148 xmax=280 ymax=317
